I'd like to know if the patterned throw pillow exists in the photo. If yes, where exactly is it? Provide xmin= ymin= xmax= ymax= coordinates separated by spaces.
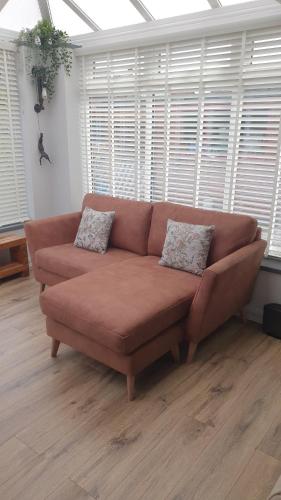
xmin=159 ymin=219 xmax=215 ymax=276
xmin=74 ymin=207 xmax=115 ymax=254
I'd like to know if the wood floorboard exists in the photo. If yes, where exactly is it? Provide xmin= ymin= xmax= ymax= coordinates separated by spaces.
xmin=46 ymin=478 xmax=94 ymax=500
xmin=0 ymin=437 xmax=37 ymax=487
xmin=225 ymin=450 xmax=281 ymax=500
xmin=259 ymin=412 xmax=281 ymax=462
xmin=163 ymin=351 xmax=281 ymax=500
xmin=0 ymin=274 xmax=281 ymax=499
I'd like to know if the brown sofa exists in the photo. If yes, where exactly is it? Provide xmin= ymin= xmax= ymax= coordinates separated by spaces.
xmin=25 ymin=194 xmax=266 ymax=400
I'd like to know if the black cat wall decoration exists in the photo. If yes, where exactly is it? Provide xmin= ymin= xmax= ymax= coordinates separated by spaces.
xmin=38 ymin=133 xmax=51 ymax=165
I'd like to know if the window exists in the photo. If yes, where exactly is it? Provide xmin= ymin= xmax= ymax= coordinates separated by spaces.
xmin=76 ymin=0 xmax=144 ymax=30
xmin=80 ymin=26 xmax=281 ymax=258
xmin=0 ymin=46 xmax=28 ymax=228
xmin=141 ymin=0 xmax=211 ymax=19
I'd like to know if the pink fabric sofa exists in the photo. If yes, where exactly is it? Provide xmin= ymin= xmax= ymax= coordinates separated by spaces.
xmin=25 ymin=194 xmax=266 ymax=400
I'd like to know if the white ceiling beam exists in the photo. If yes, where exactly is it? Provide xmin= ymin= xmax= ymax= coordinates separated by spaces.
xmin=129 ymin=0 xmax=155 ymax=21
xmin=62 ymin=0 xmax=101 ymax=31
xmin=0 ymin=0 xmax=9 ymax=12
xmin=38 ymin=0 xmax=52 ymax=22
xmin=207 ymin=0 xmax=222 ymax=8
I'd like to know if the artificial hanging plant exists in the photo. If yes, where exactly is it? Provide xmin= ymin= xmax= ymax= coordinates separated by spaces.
xmin=17 ymin=19 xmax=72 ymax=101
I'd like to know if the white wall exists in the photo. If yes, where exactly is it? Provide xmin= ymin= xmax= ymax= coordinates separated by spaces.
xmin=247 ymin=271 xmax=281 ymax=324
xmin=17 ymin=48 xmax=52 ymax=219
xmin=17 ymin=48 xmax=83 ymax=220
xmin=43 ymin=55 xmax=83 ymax=214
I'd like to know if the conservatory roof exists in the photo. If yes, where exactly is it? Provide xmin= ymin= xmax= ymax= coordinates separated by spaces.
xmin=0 ymin=0 xmax=271 ymax=36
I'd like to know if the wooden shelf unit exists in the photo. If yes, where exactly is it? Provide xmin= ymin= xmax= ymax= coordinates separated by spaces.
xmin=0 ymin=234 xmax=29 ymax=280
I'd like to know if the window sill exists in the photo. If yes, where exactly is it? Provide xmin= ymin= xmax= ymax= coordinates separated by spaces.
xmin=0 ymin=223 xmax=24 ymax=234
xmin=261 ymin=257 xmax=281 ymax=275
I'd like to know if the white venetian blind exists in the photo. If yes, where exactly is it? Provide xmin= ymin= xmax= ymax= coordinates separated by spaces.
xmin=234 ymin=27 xmax=281 ymax=256
xmin=80 ymin=26 xmax=281 ymax=258
xmin=0 ymin=46 xmax=28 ymax=228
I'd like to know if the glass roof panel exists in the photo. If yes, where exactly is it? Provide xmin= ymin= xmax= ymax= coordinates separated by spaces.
xmin=220 ymin=0 xmax=256 ymax=4
xmin=76 ymin=0 xmax=144 ymax=30
xmin=143 ymin=0 xmax=211 ymax=19
xmin=48 ymin=0 xmax=92 ymax=35
xmin=0 ymin=0 xmax=41 ymax=31
xmin=0 ymin=0 xmax=263 ymax=35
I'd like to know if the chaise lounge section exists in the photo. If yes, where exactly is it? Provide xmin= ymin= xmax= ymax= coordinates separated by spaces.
xmin=25 ymin=194 xmax=266 ymax=399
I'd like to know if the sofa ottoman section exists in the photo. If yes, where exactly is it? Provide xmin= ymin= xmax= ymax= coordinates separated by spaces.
xmin=46 ymin=317 xmax=185 ymax=400
xmin=40 ymin=256 xmax=200 ymax=399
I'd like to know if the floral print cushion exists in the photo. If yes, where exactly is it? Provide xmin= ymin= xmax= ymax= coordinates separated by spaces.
xmin=159 ymin=219 xmax=215 ymax=276
xmin=74 ymin=207 xmax=115 ymax=254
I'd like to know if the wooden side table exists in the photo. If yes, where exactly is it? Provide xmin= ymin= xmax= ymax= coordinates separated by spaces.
xmin=0 ymin=233 xmax=29 ymax=280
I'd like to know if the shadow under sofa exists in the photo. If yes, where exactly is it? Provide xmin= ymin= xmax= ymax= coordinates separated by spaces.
xmin=25 ymin=193 xmax=266 ymax=400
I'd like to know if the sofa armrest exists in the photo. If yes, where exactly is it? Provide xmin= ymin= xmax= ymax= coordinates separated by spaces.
xmin=186 ymin=239 xmax=266 ymax=344
xmin=24 ymin=212 xmax=81 ymax=268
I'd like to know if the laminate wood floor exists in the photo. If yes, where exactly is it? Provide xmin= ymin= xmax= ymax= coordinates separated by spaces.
xmin=1 ymin=274 xmax=281 ymax=500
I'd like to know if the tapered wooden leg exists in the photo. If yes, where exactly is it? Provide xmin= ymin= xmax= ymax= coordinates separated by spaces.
xmin=40 ymin=283 xmax=46 ymax=293
xmin=127 ymin=374 xmax=135 ymax=401
xmin=51 ymin=339 xmax=60 ymax=358
xmin=171 ymin=344 xmax=180 ymax=363
xmin=187 ymin=341 xmax=198 ymax=364
xmin=239 ymin=308 xmax=247 ymax=324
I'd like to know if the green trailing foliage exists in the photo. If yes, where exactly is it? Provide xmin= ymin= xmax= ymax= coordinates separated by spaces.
xmin=17 ymin=20 xmax=72 ymax=100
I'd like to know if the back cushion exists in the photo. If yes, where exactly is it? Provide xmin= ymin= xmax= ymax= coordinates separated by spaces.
xmin=82 ymin=194 xmax=152 ymax=255
xmin=148 ymin=202 xmax=258 ymax=264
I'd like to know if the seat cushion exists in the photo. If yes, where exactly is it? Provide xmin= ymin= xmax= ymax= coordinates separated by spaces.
xmin=148 ymin=202 xmax=258 ymax=264
xmin=82 ymin=193 xmax=152 ymax=256
xmin=35 ymin=243 xmax=137 ymax=280
xmin=40 ymin=256 xmax=200 ymax=354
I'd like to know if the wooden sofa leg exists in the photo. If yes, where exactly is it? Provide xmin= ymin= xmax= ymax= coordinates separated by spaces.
xmin=187 ymin=341 xmax=197 ymax=364
xmin=127 ymin=375 xmax=135 ymax=401
xmin=51 ymin=339 xmax=60 ymax=358
xmin=171 ymin=344 xmax=180 ymax=363
xmin=40 ymin=283 xmax=46 ymax=293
